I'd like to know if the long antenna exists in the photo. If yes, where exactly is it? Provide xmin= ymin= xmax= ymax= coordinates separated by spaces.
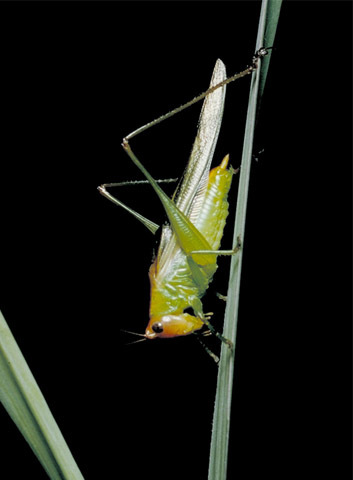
xmin=121 ymin=329 xmax=146 ymax=338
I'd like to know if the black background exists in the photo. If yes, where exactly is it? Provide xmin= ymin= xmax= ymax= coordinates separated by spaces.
xmin=1 ymin=1 xmax=351 ymax=479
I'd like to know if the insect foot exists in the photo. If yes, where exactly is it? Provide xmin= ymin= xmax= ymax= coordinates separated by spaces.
xmin=230 ymin=166 xmax=240 ymax=175
xmin=232 ymin=235 xmax=242 ymax=254
xmin=251 ymin=46 xmax=273 ymax=70
xmin=216 ymin=292 xmax=228 ymax=302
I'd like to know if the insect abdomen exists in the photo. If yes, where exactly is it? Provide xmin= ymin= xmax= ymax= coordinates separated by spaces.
xmin=195 ymin=154 xmax=233 ymax=250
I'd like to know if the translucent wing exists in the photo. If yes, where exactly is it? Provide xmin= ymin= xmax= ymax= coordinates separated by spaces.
xmin=156 ymin=59 xmax=227 ymax=276
xmin=175 ymin=58 xmax=227 ymax=221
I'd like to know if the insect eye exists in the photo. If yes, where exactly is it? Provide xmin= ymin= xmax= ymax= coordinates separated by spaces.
xmin=152 ymin=322 xmax=164 ymax=334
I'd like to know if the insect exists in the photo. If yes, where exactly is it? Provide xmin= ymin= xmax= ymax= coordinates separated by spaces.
xmin=99 ymin=49 xmax=269 ymax=350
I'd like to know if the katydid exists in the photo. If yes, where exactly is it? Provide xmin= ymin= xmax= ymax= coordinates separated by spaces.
xmin=99 ymin=49 xmax=269 ymax=348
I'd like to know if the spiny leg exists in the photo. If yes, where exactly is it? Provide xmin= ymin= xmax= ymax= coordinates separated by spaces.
xmin=98 ymin=184 xmax=160 ymax=234
xmin=190 ymin=236 xmax=242 ymax=258
xmin=100 ymin=178 xmax=177 ymax=188
xmin=201 ymin=314 xmax=233 ymax=349
xmin=190 ymin=299 xmax=232 ymax=348
xmin=194 ymin=332 xmax=219 ymax=364
xmin=122 ymin=47 xmax=272 ymax=144
xmin=98 ymin=178 xmax=177 ymax=235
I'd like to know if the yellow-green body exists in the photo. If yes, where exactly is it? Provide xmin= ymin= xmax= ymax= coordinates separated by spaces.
xmin=146 ymin=155 xmax=234 ymax=338
xmin=117 ymin=59 xmax=234 ymax=340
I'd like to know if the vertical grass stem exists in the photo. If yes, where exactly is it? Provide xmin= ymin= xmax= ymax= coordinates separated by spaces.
xmin=208 ymin=1 xmax=282 ymax=478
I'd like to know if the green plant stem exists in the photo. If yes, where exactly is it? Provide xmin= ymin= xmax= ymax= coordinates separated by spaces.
xmin=0 ymin=310 xmax=84 ymax=480
xmin=208 ymin=1 xmax=282 ymax=479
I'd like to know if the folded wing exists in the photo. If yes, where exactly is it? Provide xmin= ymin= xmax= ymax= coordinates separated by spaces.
xmin=156 ymin=59 xmax=227 ymax=278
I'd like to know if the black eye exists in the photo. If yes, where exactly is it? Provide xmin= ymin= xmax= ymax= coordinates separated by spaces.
xmin=152 ymin=322 xmax=164 ymax=334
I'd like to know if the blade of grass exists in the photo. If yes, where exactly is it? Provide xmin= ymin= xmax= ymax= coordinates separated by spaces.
xmin=208 ymin=1 xmax=282 ymax=479
xmin=0 ymin=310 xmax=84 ymax=480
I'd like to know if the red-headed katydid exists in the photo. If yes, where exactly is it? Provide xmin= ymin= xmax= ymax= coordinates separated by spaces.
xmin=99 ymin=49 xmax=269 ymax=353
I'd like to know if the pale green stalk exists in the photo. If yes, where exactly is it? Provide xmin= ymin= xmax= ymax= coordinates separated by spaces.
xmin=208 ymin=1 xmax=282 ymax=479
xmin=0 ymin=310 xmax=84 ymax=480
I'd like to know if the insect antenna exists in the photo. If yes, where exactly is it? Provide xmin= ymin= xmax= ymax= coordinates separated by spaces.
xmin=121 ymin=329 xmax=147 ymax=345
xmin=125 ymin=337 xmax=147 ymax=346
xmin=121 ymin=328 xmax=146 ymax=337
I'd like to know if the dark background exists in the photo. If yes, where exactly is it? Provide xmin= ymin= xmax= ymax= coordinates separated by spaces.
xmin=1 ymin=1 xmax=351 ymax=479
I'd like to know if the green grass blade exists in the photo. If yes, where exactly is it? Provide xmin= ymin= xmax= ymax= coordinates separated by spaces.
xmin=0 ymin=310 xmax=84 ymax=480
xmin=258 ymin=0 xmax=283 ymax=115
xmin=208 ymin=1 xmax=282 ymax=479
